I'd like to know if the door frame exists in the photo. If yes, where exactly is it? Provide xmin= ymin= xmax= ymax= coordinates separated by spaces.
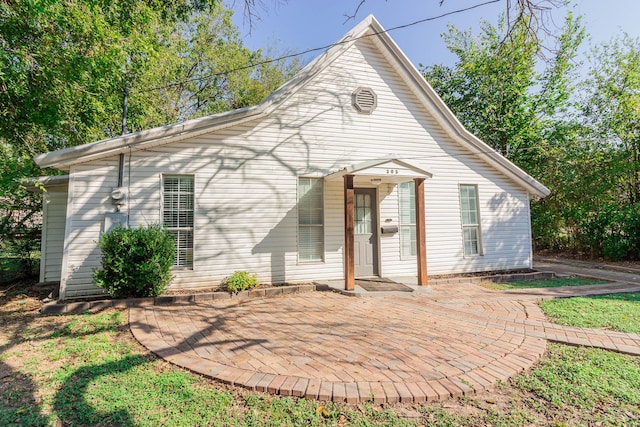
xmin=342 ymin=172 xmax=428 ymax=291
xmin=354 ymin=186 xmax=380 ymax=278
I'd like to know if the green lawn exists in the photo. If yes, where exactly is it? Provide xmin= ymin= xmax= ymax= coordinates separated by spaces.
xmin=2 ymin=284 xmax=640 ymax=426
xmin=418 ymin=343 xmax=640 ymax=427
xmin=483 ymin=276 xmax=606 ymax=290
xmin=540 ymin=292 xmax=640 ymax=334
xmin=512 ymin=343 xmax=640 ymax=424
xmin=1 ymin=310 xmax=417 ymax=427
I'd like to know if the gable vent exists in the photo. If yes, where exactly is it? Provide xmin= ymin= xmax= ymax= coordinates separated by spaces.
xmin=352 ymin=87 xmax=377 ymax=114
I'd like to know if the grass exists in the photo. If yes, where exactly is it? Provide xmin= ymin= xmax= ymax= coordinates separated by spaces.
xmin=1 ymin=309 xmax=416 ymax=427
xmin=540 ymin=293 xmax=640 ymax=334
xmin=513 ymin=344 xmax=640 ymax=425
xmin=0 ymin=255 xmax=39 ymax=284
xmin=2 ymin=280 xmax=640 ymax=426
xmin=483 ymin=276 xmax=607 ymax=290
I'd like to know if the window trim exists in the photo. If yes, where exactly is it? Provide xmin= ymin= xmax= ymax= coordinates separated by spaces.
xmin=162 ymin=174 xmax=195 ymax=269
xmin=297 ymin=177 xmax=325 ymax=264
xmin=398 ymin=181 xmax=417 ymax=258
xmin=459 ymin=184 xmax=483 ymax=257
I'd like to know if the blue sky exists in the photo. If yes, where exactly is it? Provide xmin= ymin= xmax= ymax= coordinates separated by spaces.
xmin=228 ymin=0 xmax=640 ymax=68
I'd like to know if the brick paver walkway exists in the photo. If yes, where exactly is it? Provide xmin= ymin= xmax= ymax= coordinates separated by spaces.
xmin=130 ymin=280 xmax=640 ymax=403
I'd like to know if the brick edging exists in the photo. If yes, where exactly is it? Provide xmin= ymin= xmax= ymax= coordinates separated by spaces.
xmin=40 ymin=283 xmax=317 ymax=315
xmin=130 ymin=305 xmax=548 ymax=404
xmin=429 ymin=271 xmax=555 ymax=286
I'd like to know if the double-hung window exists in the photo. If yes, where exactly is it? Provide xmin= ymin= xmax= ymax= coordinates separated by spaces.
xmin=398 ymin=182 xmax=416 ymax=257
xmin=298 ymin=178 xmax=324 ymax=262
xmin=163 ymin=175 xmax=194 ymax=268
xmin=459 ymin=184 xmax=482 ymax=256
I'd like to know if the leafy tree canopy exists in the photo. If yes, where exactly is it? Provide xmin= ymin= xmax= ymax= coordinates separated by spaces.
xmin=423 ymin=9 xmax=640 ymax=260
xmin=0 ymin=0 xmax=298 ymax=275
xmin=0 ymin=0 xmax=297 ymax=158
xmin=422 ymin=13 xmax=584 ymax=165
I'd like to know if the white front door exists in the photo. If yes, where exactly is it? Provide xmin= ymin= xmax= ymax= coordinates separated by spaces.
xmin=354 ymin=188 xmax=379 ymax=277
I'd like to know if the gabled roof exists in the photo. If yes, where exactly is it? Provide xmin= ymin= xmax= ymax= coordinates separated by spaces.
xmin=325 ymin=157 xmax=432 ymax=185
xmin=34 ymin=15 xmax=550 ymax=198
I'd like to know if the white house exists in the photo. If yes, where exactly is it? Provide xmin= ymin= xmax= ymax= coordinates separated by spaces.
xmin=34 ymin=16 xmax=549 ymax=300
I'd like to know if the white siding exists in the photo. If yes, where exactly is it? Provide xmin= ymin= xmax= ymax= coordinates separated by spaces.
xmin=60 ymin=162 xmax=119 ymax=299
xmin=40 ymin=186 xmax=68 ymax=282
xmin=59 ymin=37 xmax=534 ymax=297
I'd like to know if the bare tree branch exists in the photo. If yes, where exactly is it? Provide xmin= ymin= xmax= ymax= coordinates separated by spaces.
xmin=503 ymin=0 xmax=568 ymax=58
xmin=343 ymin=0 xmax=370 ymax=24
xmin=344 ymin=0 xmax=567 ymax=50
xmin=233 ymin=0 xmax=288 ymax=34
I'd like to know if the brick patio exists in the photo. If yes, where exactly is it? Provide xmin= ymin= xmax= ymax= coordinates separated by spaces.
xmin=128 ymin=280 xmax=640 ymax=403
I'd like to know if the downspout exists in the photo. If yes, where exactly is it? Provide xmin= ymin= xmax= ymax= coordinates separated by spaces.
xmin=111 ymin=77 xmax=129 ymax=225
xmin=527 ymin=192 xmax=534 ymax=270
xmin=117 ymin=152 xmax=125 ymax=188
xmin=118 ymin=78 xmax=128 ymax=189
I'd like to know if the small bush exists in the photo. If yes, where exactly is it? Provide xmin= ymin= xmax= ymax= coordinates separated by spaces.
xmin=93 ymin=224 xmax=175 ymax=298
xmin=223 ymin=271 xmax=259 ymax=293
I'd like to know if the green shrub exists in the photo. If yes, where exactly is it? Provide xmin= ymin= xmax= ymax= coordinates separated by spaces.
xmin=223 ymin=271 xmax=259 ymax=293
xmin=93 ymin=224 xmax=175 ymax=298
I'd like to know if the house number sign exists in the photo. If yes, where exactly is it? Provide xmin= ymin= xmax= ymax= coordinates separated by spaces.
xmin=386 ymin=169 xmax=399 ymax=174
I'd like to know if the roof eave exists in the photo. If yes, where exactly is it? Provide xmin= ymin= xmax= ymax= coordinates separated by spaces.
xmin=34 ymin=106 xmax=264 ymax=170
xmin=22 ymin=175 xmax=70 ymax=191
xmin=325 ymin=156 xmax=433 ymax=181
xmin=368 ymin=19 xmax=550 ymax=199
xmin=32 ymin=14 xmax=552 ymax=200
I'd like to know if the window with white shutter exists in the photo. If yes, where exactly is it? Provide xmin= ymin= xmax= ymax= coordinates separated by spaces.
xmin=459 ymin=184 xmax=482 ymax=256
xmin=398 ymin=182 xmax=416 ymax=257
xmin=298 ymin=178 xmax=324 ymax=262
xmin=163 ymin=175 xmax=194 ymax=268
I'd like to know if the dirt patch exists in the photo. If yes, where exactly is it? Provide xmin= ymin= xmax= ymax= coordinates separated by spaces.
xmin=0 ymin=278 xmax=54 ymax=316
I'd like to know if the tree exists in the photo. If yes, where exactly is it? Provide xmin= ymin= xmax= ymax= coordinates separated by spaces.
xmin=422 ymin=14 xmax=590 ymax=256
xmin=0 ymin=1 xmax=296 ymax=156
xmin=0 ymin=142 xmax=42 ymax=278
xmin=139 ymin=11 xmax=298 ymax=125
xmin=573 ymin=35 xmax=640 ymax=259
xmin=583 ymin=36 xmax=640 ymax=207
xmin=345 ymin=0 xmax=566 ymax=46
xmin=0 ymin=0 xmax=298 ymax=276
xmin=424 ymin=20 xmax=538 ymax=160
xmin=423 ymin=14 xmax=583 ymax=164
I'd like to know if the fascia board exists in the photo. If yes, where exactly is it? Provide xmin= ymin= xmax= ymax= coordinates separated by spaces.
xmin=22 ymin=175 xmax=69 ymax=191
xmin=34 ymin=17 xmax=377 ymax=171
xmin=258 ymin=16 xmax=376 ymax=116
xmin=35 ymin=106 xmax=263 ymax=170
xmin=368 ymin=20 xmax=551 ymax=199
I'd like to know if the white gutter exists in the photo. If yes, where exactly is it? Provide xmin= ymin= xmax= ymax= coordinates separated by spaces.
xmin=34 ymin=106 xmax=264 ymax=170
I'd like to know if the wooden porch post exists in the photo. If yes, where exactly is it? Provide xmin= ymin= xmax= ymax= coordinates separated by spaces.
xmin=414 ymin=178 xmax=428 ymax=286
xmin=344 ymin=174 xmax=355 ymax=291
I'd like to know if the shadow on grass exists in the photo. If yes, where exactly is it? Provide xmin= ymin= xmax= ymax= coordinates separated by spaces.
xmin=0 ymin=361 xmax=50 ymax=427
xmin=53 ymin=355 xmax=150 ymax=427
xmin=593 ymin=292 xmax=640 ymax=302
